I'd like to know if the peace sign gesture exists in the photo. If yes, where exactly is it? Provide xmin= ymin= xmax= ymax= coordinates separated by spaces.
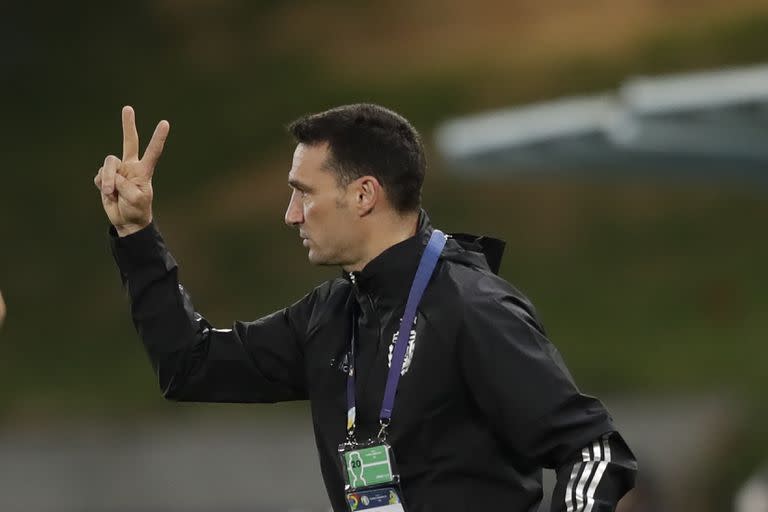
xmin=94 ymin=106 xmax=170 ymax=237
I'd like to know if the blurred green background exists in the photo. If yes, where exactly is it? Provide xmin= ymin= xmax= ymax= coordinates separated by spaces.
xmin=1 ymin=1 xmax=767 ymax=509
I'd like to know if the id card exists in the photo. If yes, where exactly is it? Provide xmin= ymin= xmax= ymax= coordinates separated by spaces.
xmin=342 ymin=443 xmax=396 ymax=489
xmin=339 ymin=441 xmax=407 ymax=511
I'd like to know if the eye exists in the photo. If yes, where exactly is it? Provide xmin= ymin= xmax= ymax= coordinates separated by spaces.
xmin=290 ymin=187 xmax=307 ymax=198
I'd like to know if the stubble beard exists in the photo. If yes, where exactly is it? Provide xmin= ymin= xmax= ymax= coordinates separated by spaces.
xmin=304 ymin=189 xmax=355 ymax=268
xmin=307 ymin=246 xmax=349 ymax=268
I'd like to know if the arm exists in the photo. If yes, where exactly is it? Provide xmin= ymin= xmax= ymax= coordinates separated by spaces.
xmin=460 ymin=275 xmax=636 ymax=509
xmin=111 ymin=223 xmax=309 ymax=403
xmin=96 ymin=107 xmax=308 ymax=403
xmin=111 ymin=224 xmax=313 ymax=402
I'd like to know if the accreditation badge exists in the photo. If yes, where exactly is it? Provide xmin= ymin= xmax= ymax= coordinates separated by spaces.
xmin=338 ymin=440 xmax=406 ymax=511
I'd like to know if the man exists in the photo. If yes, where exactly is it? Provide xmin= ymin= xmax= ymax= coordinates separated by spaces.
xmin=95 ymin=104 xmax=636 ymax=511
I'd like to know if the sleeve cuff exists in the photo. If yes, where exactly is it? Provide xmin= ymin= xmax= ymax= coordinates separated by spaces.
xmin=109 ymin=222 xmax=176 ymax=274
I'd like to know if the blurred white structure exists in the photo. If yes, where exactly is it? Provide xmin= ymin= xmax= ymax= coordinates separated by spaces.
xmin=735 ymin=466 xmax=768 ymax=512
xmin=436 ymin=64 xmax=768 ymax=177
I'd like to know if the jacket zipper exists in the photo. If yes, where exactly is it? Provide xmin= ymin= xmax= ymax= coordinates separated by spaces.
xmin=347 ymin=271 xmax=384 ymax=409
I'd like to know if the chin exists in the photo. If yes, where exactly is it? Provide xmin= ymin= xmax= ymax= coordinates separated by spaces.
xmin=306 ymin=249 xmax=326 ymax=265
xmin=307 ymin=249 xmax=340 ymax=267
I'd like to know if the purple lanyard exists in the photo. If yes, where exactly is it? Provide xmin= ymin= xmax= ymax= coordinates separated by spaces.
xmin=346 ymin=229 xmax=447 ymax=442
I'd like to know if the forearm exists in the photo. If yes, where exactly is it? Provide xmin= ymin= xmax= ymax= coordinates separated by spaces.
xmin=109 ymin=222 xmax=307 ymax=403
xmin=551 ymin=432 xmax=637 ymax=512
xmin=110 ymin=222 xmax=206 ymax=395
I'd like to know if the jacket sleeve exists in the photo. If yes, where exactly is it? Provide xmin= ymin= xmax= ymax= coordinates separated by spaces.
xmin=551 ymin=432 xmax=637 ymax=512
xmin=459 ymin=274 xmax=636 ymax=509
xmin=110 ymin=222 xmax=310 ymax=403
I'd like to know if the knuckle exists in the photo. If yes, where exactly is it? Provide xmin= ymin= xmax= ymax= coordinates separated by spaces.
xmin=104 ymin=155 xmax=121 ymax=166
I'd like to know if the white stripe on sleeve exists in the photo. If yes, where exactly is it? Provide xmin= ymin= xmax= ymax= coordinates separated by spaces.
xmin=565 ymin=447 xmax=592 ymax=512
xmin=582 ymin=436 xmax=613 ymax=512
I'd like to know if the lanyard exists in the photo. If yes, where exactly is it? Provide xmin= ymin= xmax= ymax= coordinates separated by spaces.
xmin=346 ymin=229 xmax=447 ymax=442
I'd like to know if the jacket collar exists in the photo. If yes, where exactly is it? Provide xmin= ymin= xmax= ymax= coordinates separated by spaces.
xmin=342 ymin=209 xmax=507 ymax=300
xmin=343 ymin=209 xmax=433 ymax=300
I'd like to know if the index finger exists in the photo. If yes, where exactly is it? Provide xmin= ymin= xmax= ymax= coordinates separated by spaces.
xmin=122 ymin=106 xmax=140 ymax=162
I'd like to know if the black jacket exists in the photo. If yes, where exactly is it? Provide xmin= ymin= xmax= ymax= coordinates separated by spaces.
xmin=111 ymin=211 xmax=636 ymax=511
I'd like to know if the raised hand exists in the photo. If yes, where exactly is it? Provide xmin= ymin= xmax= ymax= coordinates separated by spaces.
xmin=0 ymin=290 xmax=5 ymax=328
xmin=94 ymin=106 xmax=170 ymax=237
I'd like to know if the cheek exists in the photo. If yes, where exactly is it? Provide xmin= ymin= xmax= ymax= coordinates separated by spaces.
xmin=303 ymin=198 xmax=316 ymax=219
xmin=302 ymin=198 xmax=328 ymax=233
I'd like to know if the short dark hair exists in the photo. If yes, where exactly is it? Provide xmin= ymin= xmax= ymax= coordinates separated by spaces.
xmin=288 ymin=103 xmax=426 ymax=213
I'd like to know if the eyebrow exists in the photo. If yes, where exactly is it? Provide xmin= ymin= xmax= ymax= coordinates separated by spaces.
xmin=288 ymin=178 xmax=313 ymax=193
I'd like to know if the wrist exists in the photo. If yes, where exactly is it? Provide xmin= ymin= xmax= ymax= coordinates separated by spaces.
xmin=116 ymin=220 xmax=152 ymax=238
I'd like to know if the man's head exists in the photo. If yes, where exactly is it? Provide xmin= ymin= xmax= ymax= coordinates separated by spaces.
xmin=284 ymin=104 xmax=426 ymax=269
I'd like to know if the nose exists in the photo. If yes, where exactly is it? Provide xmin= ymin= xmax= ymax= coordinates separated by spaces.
xmin=284 ymin=190 xmax=304 ymax=226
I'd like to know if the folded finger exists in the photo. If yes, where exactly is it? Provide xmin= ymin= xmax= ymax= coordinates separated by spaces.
xmin=102 ymin=155 xmax=120 ymax=195
xmin=94 ymin=167 xmax=103 ymax=190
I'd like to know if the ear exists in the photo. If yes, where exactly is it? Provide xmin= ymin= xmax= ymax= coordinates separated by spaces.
xmin=352 ymin=175 xmax=382 ymax=216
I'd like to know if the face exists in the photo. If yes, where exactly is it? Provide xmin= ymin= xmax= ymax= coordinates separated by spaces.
xmin=285 ymin=143 xmax=363 ymax=266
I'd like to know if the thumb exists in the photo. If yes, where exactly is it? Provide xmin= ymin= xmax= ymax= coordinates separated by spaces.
xmin=114 ymin=173 xmax=143 ymax=203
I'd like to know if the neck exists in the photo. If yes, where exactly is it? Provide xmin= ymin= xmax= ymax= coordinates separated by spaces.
xmin=343 ymin=211 xmax=419 ymax=273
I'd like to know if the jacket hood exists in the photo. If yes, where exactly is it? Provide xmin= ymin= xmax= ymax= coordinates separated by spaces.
xmin=442 ymin=231 xmax=506 ymax=275
xmin=414 ymin=209 xmax=505 ymax=275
